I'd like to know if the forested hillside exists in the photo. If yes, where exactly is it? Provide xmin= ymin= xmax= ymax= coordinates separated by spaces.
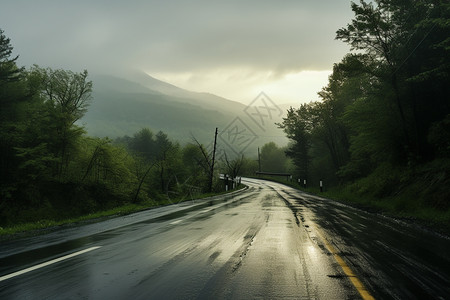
xmin=82 ymin=74 xmax=242 ymax=142
xmin=81 ymin=74 xmax=288 ymax=154
xmin=278 ymin=0 xmax=450 ymax=221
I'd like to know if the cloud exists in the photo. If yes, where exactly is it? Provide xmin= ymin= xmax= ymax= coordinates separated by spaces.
xmin=1 ymin=0 xmax=353 ymax=103
xmin=152 ymin=68 xmax=332 ymax=105
xmin=2 ymin=0 xmax=351 ymax=72
xmin=132 ymin=1 xmax=352 ymax=75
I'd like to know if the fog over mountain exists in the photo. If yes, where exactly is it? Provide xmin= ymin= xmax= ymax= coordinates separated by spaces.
xmin=0 ymin=1 xmax=352 ymax=105
xmin=82 ymin=72 xmax=289 ymax=157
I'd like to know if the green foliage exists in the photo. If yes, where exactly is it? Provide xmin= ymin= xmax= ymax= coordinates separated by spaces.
xmin=0 ymin=29 xmax=23 ymax=83
xmin=181 ymin=143 xmax=210 ymax=187
xmin=259 ymin=142 xmax=291 ymax=173
xmin=1 ymin=29 xmax=237 ymax=228
xmin=280 ymin=0 xmax=450 ymax=216
xmin=324 ymin=158 xmax=450 ymax=229
xmin=128 ymin=128 xmax=156 ymax=162
xmin=1 ymin=30 xmax=34 ymax=215
xmin=22 ymin=66 xmax=93 ymax=179
xmin=277 ymin=105 xmax=312 ymax=179
xmin=428 ymin=114 xmax=450 ymax=158
xmin=239 ymin=156 xmax=259 ymax=176
xmin=337 ymin=0 xmax=450 ymax=162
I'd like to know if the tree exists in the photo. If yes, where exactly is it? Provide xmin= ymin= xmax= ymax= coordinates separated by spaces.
xmin=0 ymin=29 xmax=23 ymax=83
xmin=29 ymin=66 xmax=93 ymax=177
xmin=336 ymin=0 xmax=412 ymax=152
xmin=277 ymin=105 xmax=313 ymax=180
xmin=259 ymin=142 xmax=289 ymax=173
xmin=77 ymin=137 xmax=138 ymax=205
xmin=124 ymin=128 xmax=182 ymax=196
xmin=31 ymin=66 xmax=92 ymax=124
xmin=0 ymin=29 xmax=29 ymax=211
xmin=312 ymin=54 xmax=375 ymax=175
xmin=223 ymin=152 xmax=245 ymax=180
xmin=336 ymin=0 xmax=450 ymax=162
xmin=191 ymin=136 xmax=217 ymax=192
xmin=128 ymin=128 xmax=156 ymax=162
xmin=402 ymin=1 xmax=450 ymax=159
xmin=154 ymin=131 xmax=180 ymax=193
xmin=239 ymin=156 xmax=259 ymax=176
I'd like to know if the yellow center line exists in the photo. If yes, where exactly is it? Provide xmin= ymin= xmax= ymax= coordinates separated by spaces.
xmin=316 ymin=229 xmax=375 ymax=300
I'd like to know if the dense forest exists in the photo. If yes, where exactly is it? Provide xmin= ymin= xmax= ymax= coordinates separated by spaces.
xmin=278 ymin=0 xmax=449 ymax=217
xmin=0 ymin=28 xmax=266 ymax=227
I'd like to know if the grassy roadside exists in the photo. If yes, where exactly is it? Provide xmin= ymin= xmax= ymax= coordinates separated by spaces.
xmin=0 ymin=202 xmax=152 ymax=237
xmin=254 ymin=175 xmax=450 ymax=236
xmin=0 ymin=186 xmax=245 ymax=238
xmin=320 ymin=186 xmax=450 ymax=234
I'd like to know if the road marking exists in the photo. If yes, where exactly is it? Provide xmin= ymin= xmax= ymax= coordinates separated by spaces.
xmin=0 ymin=246 xmax=101 ymax=282
xmin=170 ymin=219 xmax=183 ymax=225
xmin=317 ymin=232 xmax=375 ymax=300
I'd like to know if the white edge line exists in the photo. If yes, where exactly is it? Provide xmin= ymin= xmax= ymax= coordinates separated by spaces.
xmin=170 ymin=219 xmax=183 ymax=225
xmin=0 ymin=246 xmax=101 ymax=282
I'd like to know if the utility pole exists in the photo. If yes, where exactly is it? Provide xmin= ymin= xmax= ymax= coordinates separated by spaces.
xmin=209 ymin=127 xmax=218 ymax=193
xmin=257 ymin=147 xmax=261 ymax=172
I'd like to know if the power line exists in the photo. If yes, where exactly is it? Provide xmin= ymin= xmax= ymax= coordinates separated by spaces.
xmin=393 ymin=21 xmax=437 ymax=75
xmin=217 ymin=129 xmax=287 ymax=138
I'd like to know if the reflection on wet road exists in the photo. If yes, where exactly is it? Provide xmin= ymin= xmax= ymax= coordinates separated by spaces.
xmin=0 ymin=178 xmax=449 ymax=299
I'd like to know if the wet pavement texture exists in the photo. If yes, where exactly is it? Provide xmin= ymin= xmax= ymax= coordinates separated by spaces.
xmin=0 ymin=178 xmax=449 ymax=299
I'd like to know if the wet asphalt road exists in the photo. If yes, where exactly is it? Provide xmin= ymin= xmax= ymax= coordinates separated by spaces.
xmin=0 ymin=178 xmax=449 ymax=299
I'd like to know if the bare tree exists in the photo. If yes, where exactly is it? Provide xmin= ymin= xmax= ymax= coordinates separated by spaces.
xmin=191 ymin=135 xmax=215 ymax=192
xmin=223 ymin=152 xmax=244 ymax=180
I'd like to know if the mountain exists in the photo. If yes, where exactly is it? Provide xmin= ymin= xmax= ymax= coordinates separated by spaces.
xmin=125 ymin=71 xmax=247 ymax=114
xmin=81 ymin=72 xmax=288 ymax=157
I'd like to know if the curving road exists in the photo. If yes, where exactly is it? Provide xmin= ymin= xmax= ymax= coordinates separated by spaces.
xmin=0 ymin=178 xmax=449 ymax=299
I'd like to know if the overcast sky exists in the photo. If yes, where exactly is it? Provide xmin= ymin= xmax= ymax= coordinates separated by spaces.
xmin=1 ymin=0 xmax=353 ymax=104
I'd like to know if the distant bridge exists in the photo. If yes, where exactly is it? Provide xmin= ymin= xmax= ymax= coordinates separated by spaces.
xmin=255 ymin=171 xmax=292 ymax=180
